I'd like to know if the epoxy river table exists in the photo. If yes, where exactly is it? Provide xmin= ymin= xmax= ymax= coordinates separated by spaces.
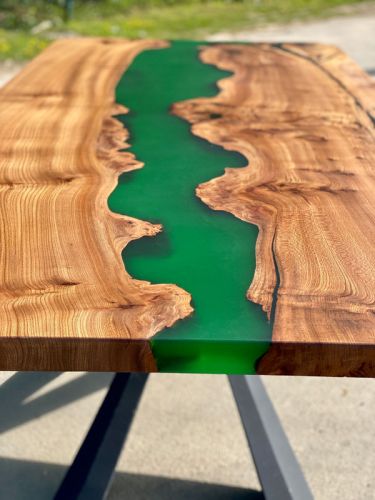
xmin=2 ymin=38 xmax=375 ymax=500
xmin=1 ymin=38 xmax=374 ymax=377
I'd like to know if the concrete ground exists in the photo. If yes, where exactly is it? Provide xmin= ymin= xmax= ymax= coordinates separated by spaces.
xmin=1 ymin=9 xmax=375 ymax=500
xmin=208 ymin=3 xmax=375 ymax=72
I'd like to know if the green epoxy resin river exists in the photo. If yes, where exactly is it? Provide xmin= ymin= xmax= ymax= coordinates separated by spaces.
xmin=110 ymin=41 xmax=272 ymax=373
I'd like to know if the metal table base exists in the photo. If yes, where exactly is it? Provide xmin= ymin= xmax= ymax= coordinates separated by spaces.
xmin=54 ymin=373 xmax=313 ymax=500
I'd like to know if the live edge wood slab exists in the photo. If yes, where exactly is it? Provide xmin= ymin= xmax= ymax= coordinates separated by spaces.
xmin=0 ymin=38 xmax=374 ymax=376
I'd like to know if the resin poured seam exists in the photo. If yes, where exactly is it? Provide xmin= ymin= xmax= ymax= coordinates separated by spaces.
xmin=111 ymin=41 xmax=272 ymax=374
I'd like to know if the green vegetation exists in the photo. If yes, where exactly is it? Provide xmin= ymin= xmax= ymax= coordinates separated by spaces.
xmin=0 ymin=0 xmax=371 ymax=60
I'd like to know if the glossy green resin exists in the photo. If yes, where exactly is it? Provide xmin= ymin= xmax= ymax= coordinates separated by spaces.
xmin=110 ymin=41 xmax=271 ymax=373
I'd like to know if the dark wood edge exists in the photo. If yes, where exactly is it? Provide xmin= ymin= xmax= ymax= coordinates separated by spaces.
xmin=257 ymin=341 xmax=375 ymax=377
xmin=0 ymin=338 xmax=157 ymax=372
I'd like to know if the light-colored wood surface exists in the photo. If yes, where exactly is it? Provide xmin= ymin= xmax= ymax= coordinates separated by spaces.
xmin=174 ymin=43 xmax=375 ymax=375
xmin=0 ymin=38 xmax=191 ymax=371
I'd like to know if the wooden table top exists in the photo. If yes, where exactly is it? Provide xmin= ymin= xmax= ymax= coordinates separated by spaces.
xmin=0 ymin=38 xmax=374 ymax=376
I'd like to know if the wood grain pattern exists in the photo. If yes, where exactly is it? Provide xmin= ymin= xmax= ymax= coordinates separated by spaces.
xmin=0 ymin=38 xmax=192 ymax=371
xmin=173 ymin=43 xmax=375 ymax=376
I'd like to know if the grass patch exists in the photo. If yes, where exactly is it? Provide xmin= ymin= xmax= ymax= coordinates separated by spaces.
xmin=0 ymin=30 xmax=50 ymax=60
xmin=0 ymin=0 xmax=372 ymax=60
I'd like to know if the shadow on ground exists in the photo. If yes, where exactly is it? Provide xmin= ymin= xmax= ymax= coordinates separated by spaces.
xmin=0 ymin=372 xmax=112 ymax=433
xmin=0 ymin=373 xmax=263 ymax=499
xmin=0 ymin=457 xmax=263 ymax=500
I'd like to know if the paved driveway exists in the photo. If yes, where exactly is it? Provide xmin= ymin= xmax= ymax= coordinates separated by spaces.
xmin=208 ymin=5 xmax=375 ymax=71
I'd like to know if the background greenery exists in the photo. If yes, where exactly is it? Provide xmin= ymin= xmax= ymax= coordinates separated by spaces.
xmin=0 ymin=0 xmax=371 ymax=60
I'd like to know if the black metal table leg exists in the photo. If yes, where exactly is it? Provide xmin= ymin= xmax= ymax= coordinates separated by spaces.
xmin=229 ymin=375 xmax=313 ymax=500
xmin=54 ymin=372 xmax=148 ymax=500
xmin=54 ymin=373 xmax=312 ymax=500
